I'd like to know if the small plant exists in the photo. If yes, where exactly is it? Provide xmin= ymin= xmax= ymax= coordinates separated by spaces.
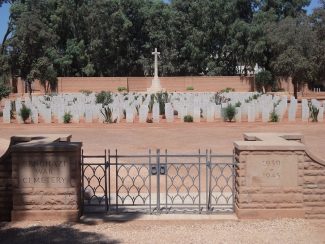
xmin=221 ymin=87 xmax=235 ymax=93
xmin=184 ymin=115 xmax=193 ymax=122
xmin=10 ymin=101 xmax=15 ymax=119
xmin=148 ymin=94 xmax=155 ymax=113
xmin=212 ymin=92 xmax=230 ymax=105
xmin=252 ymin=94 xmax=260 ymax=100
xmin=235 ymin=101 xmax=242 ymax=107
xmin=308 ymin=101 xmax=319 ymax=122
xmin=269 ymin=109 xmax=279 ymax=122
xmin=63 ymin=112 xmax=73 ymax=123
xmin=186 ymin=86 xmax=194 ymax=91
xmin=19 ymin=104 xmax=31 ymax=123
xmin=101 ymin=106 xmax=116 ymax=123
xmin=156 ymin=91 xmax=169 ymax=115
xmin=96 ymin=91 xmax=113 ymax=105
xmin=117 ymin=86 xmax=127 ymax=92
xmin=80 ymin=89 xmax=92 ymax=96
xmin=222 ymin=104 xmax=237 ymax=122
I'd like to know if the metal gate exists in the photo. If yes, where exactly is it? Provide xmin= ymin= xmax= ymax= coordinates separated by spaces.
xmin=81 ymin=149 xmax=236 ymax=214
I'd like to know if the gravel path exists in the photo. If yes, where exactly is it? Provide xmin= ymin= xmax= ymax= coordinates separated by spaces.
xmin=1 ymin=219 xmax=324 ymax=244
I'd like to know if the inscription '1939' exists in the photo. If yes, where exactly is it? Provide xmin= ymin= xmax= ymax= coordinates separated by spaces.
xmin=262 ymin=160 xmax=281 ymax=179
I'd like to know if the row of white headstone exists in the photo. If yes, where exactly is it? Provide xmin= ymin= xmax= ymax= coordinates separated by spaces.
xmin=1 ymin=92 xmax=325 ymax=124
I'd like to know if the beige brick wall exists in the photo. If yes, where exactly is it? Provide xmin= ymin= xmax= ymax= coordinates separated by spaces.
xmin=303 ymin=156 xmax=325 ymax=219
xmin=11 ymin=149 xmax=81 ymax=221
xmin=17 ymin=76 xmax=254 ymax=94
xmin=235 ymin=150 xmax=305 ymax=219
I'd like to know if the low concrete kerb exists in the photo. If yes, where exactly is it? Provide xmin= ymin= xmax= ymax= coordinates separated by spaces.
xmin=80 ymin=213 xmax=238 ymax=224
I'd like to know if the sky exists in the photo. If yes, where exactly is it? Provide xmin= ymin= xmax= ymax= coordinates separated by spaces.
xmin=0 ymin=0 xmax=323 ymax=43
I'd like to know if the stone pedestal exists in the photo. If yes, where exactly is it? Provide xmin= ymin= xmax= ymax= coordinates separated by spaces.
xmin=234 ymin=133 xmax=306 ymax=219
xmin=147 ymin=77 xmax=164 ymax=93
xmin=10 ymin=135 xmax=82 ymax=221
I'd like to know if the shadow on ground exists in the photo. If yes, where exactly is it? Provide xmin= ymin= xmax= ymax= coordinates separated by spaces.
xmin=0 ymin=222 xmax=120 ymax=244
xmin=80 ymin=211 xmax=144 ymax=225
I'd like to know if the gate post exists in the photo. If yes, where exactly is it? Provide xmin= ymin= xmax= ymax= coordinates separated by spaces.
xmin=10 ymin=135 xmax=82 ymax=221
xmin=156 ymin=149 xmax=160 ymax=214
xmin=234 ymin=133 xmax=305 ymax=219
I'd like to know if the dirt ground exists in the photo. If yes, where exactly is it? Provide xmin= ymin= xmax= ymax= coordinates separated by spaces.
xmin=0 ymin=218 xmax=325 ymax=244
xmin=1 ymin=121 xmax=325 ymax=157
xmin=1 ymin=122 xmax=325 ymax=243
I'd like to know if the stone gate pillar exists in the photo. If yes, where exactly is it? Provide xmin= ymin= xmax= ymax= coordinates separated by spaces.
xmin=234 ymin=133 xmax=306 ymax=219
xmin=10 ymin=135 xmax=82 ymax=221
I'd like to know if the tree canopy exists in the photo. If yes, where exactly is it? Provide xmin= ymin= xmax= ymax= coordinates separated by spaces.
xmin=0 ymin=0 xmax=324 ymax=96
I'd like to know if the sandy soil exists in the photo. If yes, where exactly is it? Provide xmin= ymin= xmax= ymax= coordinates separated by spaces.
xmin=0 ymin=219 xmax=325 ymax=244
xmin=1 ymin=121 xmax=325 ymax=157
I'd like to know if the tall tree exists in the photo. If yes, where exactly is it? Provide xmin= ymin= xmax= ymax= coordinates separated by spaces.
xmin=267 ymin=15 xmax=316 ymax=98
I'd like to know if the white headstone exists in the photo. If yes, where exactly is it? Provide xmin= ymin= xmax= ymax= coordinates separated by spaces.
xmin=165 ymin=103 xmax=174 ymax=123
xmin=126 ymin=107 xmax=134 ymax=123
xmin=235 ymin=107 xmax=241 ymax=122
xmin=206 ymin=103 xmax=215 ymax=122
xmin=152 ymin=103 xmax=160 ymax=123
xmin=139 ymin=105 xmax=148 ymax=123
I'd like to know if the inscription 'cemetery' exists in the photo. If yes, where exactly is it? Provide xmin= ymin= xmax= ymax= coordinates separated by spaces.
xmin=19 ymin=160 xmax=70 ymax=188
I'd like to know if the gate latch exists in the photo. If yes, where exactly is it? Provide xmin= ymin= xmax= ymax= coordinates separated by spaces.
xmin=151 ymin=165 xmax=166 ymax=175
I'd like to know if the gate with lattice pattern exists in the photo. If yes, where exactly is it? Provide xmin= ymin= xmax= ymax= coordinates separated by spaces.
xmin=81 ymin=149 xmax=236 ymax=214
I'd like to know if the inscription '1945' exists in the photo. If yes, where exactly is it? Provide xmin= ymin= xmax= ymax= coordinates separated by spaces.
xmin=262 ymin=160 xmax=281 ymax=179
xmin=19 ymin=159 xmax=70 ymax=188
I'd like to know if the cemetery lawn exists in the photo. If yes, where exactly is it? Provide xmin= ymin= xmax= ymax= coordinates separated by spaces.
xmin=0 ymin=121 xmax=324 ymax=158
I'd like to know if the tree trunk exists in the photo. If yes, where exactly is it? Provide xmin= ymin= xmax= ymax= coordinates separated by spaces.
xmin=293 ymin=80 xmax=298 ymax=99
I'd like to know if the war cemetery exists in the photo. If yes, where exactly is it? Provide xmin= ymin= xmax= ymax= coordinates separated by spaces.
xmin=0 ymin=0 xmax=325 ymax=243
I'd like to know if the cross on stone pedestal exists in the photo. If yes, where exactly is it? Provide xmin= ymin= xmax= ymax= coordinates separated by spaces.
xmin=152 ymin=48 xmax=160 ymax=79
xmin=147 ymin=48 xmax=164 ymax=93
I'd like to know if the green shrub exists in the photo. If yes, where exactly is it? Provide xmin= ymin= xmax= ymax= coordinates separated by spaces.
xmin=220 ymin=87 xmax=235 ymax=93
xmin=100 ymin=106 xmax=116 ymax=123
xmin=235 ymin=101 xmax=242 ymax=107
xmin=80 ymin=89 xmax=92 ymax=96
xmin=184 ymin=115 xmax=193 ymax=122
xmin=10 ymin=101 xmax=15 ymax=119
xmin=212 ymin=92 xmax=230 ymax=105
xmin=269 ymin=109 xmax=279 ymax=122
xmin=186 ymin=86 xmax=194 ymax=91
xmin=63 ymin=112 xmax=73 ymax=123
xmin=252 ymin=94 xmax=260 ymax=100
xmin=117 ymin=86 xmax=127 ymax=92
xmin=0 ymin=82 xmax=11 ymax=101
xmin=19 ymin=104 xmax=31 ymax=123
xmin=222 ymin=104 xmax=237 ymax=122
xmin=156 ymin=91 xmax=169 ymax=115
xmin=148 ymin=94 xmax=155 ymax=113
xmin=255 ymin=70 xmax=276 ymax=92
xmin=308 ymin=101 xmax=319 ymax=122
xmin=96 ymin=91 xmax=113 ymax=105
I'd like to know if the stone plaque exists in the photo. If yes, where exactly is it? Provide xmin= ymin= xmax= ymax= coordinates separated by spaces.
xmin=18 ymin=157 xmax=71 ymax=188
xmin=246 ymin=154 xmax=298 ymax=187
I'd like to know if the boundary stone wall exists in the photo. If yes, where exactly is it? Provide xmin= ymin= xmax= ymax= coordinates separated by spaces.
xmin=16 ymin=76 xmax=254 ymax=94
xmin=303 ymin=151 xmax=325 ymax=219
xmin=0 ymin=135 xmax=82 ymax=221
xmin=234 ymin=133 xmax=325 ymax=219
